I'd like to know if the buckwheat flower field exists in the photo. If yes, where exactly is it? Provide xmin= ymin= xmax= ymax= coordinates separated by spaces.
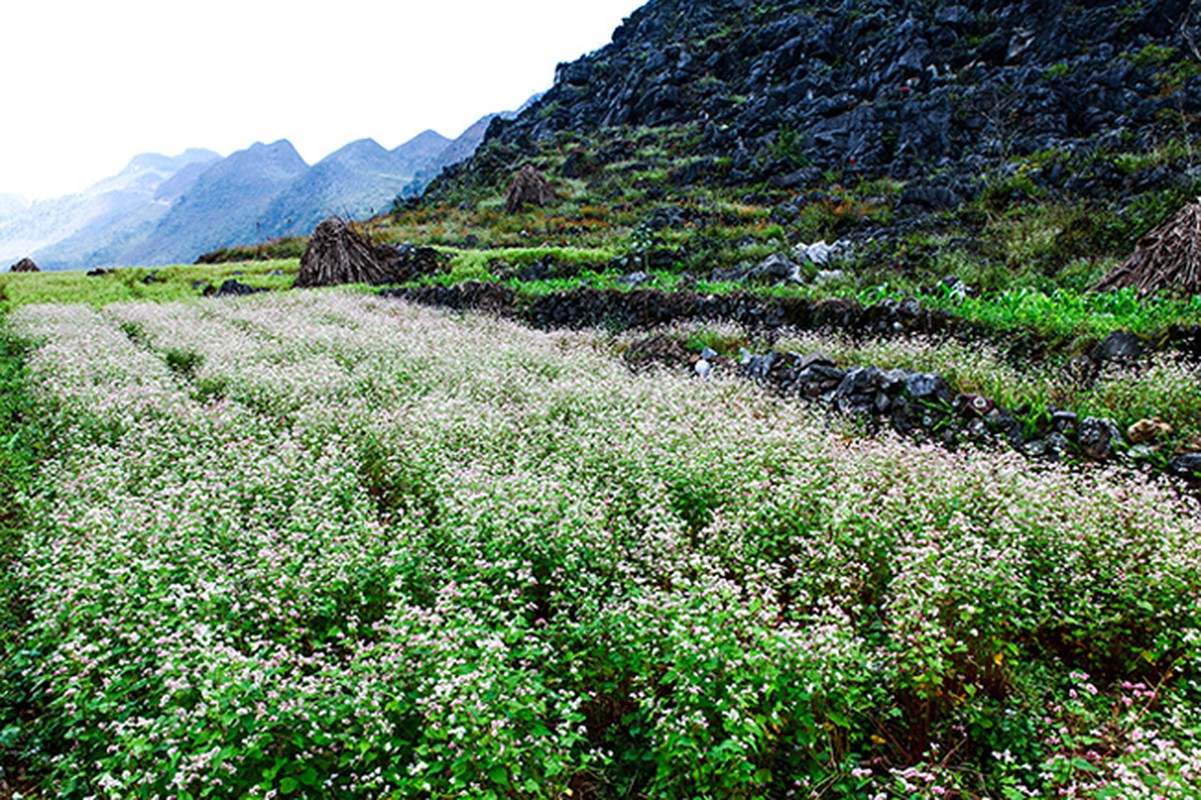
xmin=8 ymin=291 xmax=1201 ymax=798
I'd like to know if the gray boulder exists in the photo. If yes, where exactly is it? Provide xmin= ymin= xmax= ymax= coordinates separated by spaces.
xmin=1078 ymin=417 xmax=1123 ymax=460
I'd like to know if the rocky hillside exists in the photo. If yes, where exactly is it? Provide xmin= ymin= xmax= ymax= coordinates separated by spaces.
xmin=428 ymin=0 xmax=1201 ymax=209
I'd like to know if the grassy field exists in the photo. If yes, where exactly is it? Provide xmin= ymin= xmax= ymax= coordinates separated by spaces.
xmin=0 ymin=288 xmax=1198 ymax=798
xmin=0 ymin=261 xmax=298 ymax=312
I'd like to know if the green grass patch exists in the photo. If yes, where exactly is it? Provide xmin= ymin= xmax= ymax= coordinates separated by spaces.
xmin=0 ymin=260 xmax=299 ymax=310
xmin=0 ymin=317 xmax=45 ymax=793
xmin=918 ymin=285 xmax=1201 ymax=343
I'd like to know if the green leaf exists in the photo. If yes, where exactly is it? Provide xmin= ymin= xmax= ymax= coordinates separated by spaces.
xmin=1071 ymin=757 xmax=1099 ymax=773
xmin=280 ymin=777 xmax=299 ymax=795
xmin=827 ymin=711 xmax=851 ymax=728
xmin=487 ymin=765 xmax=510 ymax=787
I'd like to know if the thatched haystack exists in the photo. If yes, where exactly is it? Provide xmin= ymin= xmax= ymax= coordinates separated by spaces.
xmin=294 ymin=218 xmax=400 ymax=288
xmin=1094 ymin=201 xmax=1201 ymax=296
xmin=504 ymin=165 xmax=555 ymax=213
xmin=9 ymin=258 xmax=39 ymax=273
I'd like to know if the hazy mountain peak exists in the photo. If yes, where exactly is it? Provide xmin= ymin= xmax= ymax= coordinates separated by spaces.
xmin=326 ymin=138 xmax=391 ymax=161
xmin=123 ymin=149 xmax=220 ymax=175
xmin=395 ymin=129 xmax=451 ymax=152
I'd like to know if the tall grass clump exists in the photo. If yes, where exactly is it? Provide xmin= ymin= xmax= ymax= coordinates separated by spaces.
xmin=4 ymin=292 xmax=1200 ymax=798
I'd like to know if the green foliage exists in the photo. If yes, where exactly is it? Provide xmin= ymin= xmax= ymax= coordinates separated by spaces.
xmin=0 ymin=320 xmax=45 ymax=790
xmin=769 ymin=124 xmax=811 ymax=169
xmin=164 ymin=348 xmax=205 ymax=379
xmin=980 ymin=163 xmax=1046 ymax=212
xmin=922 ymin=285 xmax=1201 ymax=342
xmin=446 ymin=250 xmax=494 ymax=283
xmin=683 ymin=328 xmax=748 ymax=355
xmin=1128 ymin=43 xmax=1178 ymax=69
xmin=1045 ymin=61 xmax=1074 ymax=80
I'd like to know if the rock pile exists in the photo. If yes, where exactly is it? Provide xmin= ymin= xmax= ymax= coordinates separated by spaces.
xmin=674 ymin=343 xmax=1201 ymax=478
xmin=9 ymin=258 xmax=39 ymax=273
xmin=382 ymin=284 xmax=1201 ymax=364
xmin=382 ymin=284 xmax=1201 ymax=479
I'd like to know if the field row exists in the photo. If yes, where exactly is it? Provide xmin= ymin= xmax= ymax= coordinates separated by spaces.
xmin=6 ymin=291 xmax=1201 ymax=798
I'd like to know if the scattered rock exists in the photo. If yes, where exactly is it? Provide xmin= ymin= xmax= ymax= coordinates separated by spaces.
xmin=751 ymin=253 xmax=804 ymax=284
xmin=955 ymin=393 xmax=996 ymax=417
xmin=9 ymin=258 xmax=39 ymax=273
xmin=141 ymin=269 xmax=159 ymax=285
xmin=986 ymin=407 xmax=1025 ymax=449
xmin=86 ymin=268 xmax=109 ymax=277
xmin=790 ymin=362 xmax=847 ymax=398
xmin=1077 ymin=417 xmax=1123 ymax=461
xmin=905 ymin=373 xmax=952 ymax=405
xmin=898 ymin=184 xmax=962 ymax=213
xmin=793 ymin=240 xmax=846 ymax=267
xmin=1128 ymin=444 xmax=1158 ymax=460
xmin=1168 ymin=453 xmax=1201 ymax=477
xmin=1045 ymin=432 xmax=1072 ymax=462
xmin=935 ymin=275 xmax=969 ymax=300
xmin=740 ymin=348 xmax=785 ymax=381
xmin=215 ymin=279 xmax=269 ymax=297
xmin=1127 ymin=417 xmax=1172 ymax=444
xmin=392 ymin=242 xmax=447 ymax=282
xmin=1051 ymin=410 xmax=1079 ymax=433
xmin=616 ymin=271 xmax=652 ymax=287
xmin=1089 ymin=331 xmax=1144 ymax=366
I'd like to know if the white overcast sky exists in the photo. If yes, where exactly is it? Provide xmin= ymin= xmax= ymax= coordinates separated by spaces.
xmin=1 ymin=0 xmax=647 ymax=198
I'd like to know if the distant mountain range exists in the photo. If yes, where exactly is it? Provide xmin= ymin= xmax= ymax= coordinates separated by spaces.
xmin=0 ymin=115 xmax=501 ymax=270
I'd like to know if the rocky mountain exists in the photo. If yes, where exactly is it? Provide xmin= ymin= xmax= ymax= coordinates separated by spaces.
xmin=392 ymin=106 xmax=538 ymax=202
xmin=4 ymin=122 xmax=499 ymax=270
xmin=427 ymin=0 xmax=1201 ymax=210
xmin=260 ymin=131 xmax=451 ymax=239
xmin=121 ymin=140 xmax=309 ymax=266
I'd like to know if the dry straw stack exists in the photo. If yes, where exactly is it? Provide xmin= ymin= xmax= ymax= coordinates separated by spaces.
xmin=294 ymin=218 xmax=399 ymax=288
xmin=504 ymin=164 xmax=556 ymax=213
xmin=1094 ymin=200 xmax=1201 ymax=297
